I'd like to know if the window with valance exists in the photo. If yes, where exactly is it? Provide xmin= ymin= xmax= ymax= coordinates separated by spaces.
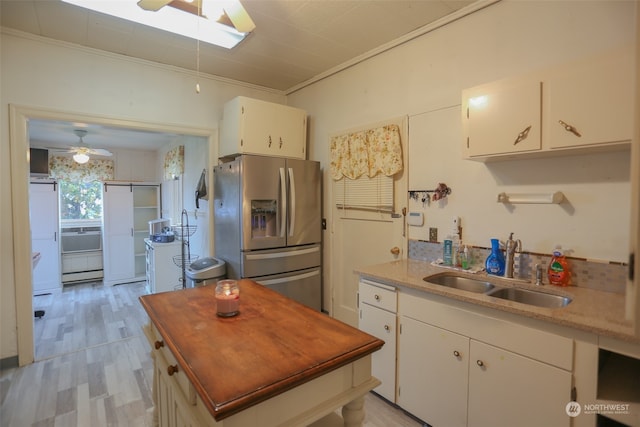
xmin=330 ymin=123 xmax=403 ymax=214
xmin=49 ymin=156 xmax=114 ymax=183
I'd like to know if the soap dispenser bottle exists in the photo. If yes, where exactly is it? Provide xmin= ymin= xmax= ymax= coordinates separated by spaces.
xmin=548 ymin=247 xmax=571 ymax=286
xmin=485 ymin=238 xmax=505 ymax=276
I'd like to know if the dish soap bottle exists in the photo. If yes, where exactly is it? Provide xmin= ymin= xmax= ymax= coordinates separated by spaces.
xmin=548 ymin=247 xmax=570 ymax=286
xmin=485 ymin=239 xmax=505 ymax=276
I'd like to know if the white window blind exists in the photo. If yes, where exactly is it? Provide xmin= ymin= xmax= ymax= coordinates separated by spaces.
xmin=334 ymin=174 xmax=394 ymax=213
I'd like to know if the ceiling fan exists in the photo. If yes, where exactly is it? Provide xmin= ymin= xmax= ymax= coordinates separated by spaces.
xmin=50 ymin=129 xmax=113 ymax=164
xmin=136 ymin=0 xmax=256 ymax=33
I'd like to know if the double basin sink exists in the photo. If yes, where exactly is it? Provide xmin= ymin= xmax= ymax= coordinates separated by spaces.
xmin=423 ymin=274 xmax=572 ymax=308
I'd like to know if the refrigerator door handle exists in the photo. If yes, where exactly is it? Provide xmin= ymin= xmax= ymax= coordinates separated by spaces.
xmin=279 ymin=167 xmax=287 ymax=238
xmin=288 ymin=167 xmax=295 ymax=237
xmin=258 ymin=269 xmax=320 ymax=286
xmin=245 ymin=246 xmax=320 ymax=260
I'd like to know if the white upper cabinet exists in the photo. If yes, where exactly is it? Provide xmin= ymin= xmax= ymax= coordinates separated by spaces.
xmin=546 ymin=46 xmax=634 ymax=150
xmin=463 ymin=78 xmax=542 ymax=157
xmin=220 ymin=96 xmax=307 ymax=159
xmin=462 ymin=45 xmax=634 ymax=161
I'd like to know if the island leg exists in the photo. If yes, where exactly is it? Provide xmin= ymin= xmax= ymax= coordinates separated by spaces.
xmin=341 ymin=396 xmax=365 ymax=427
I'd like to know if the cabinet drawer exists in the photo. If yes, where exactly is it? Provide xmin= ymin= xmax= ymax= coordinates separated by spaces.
xmin=359 ymin=279 xmax=397 ymax=313
xmin=146 ymin=323 xmax=197 ymax=406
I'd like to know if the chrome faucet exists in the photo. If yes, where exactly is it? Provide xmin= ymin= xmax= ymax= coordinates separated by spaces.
xmin=534 ymin=264 xmax=544 ymax=286
xmin=504 ymin=232 xmax=522 ymax=278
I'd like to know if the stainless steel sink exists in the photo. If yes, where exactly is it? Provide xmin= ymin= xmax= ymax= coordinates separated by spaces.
xmin=487 ymin=287 xmax=572 ymax=308
xmin=424 ymin=275 xmax=495 ymax=294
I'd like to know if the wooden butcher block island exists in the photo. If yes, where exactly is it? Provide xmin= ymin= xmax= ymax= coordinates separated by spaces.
xmin=140 ymin=279 xmax=384 ymax=427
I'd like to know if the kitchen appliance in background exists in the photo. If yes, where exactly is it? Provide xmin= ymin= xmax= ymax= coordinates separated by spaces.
xmin=214 ymin=155 xmax=322 ymax=310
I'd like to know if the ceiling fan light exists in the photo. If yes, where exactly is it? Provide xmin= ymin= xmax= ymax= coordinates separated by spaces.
xmin=73 ymin=153 xmax=90 ymax=164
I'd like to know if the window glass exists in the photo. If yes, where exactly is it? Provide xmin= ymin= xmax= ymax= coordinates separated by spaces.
xmin=59 ymin=180 xmax=103 ymax=225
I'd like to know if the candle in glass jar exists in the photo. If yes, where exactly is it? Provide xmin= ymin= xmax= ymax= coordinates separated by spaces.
xmin=215 ymin=280 xmax=239 ymax=317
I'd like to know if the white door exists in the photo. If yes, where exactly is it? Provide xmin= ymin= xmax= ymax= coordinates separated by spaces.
xmin=103 ymin=184 xmax=135 ymax=285
xmin=29 ymin=182 xmax=61 ymax=294
xmin=330 ymin=119 xmax=407 ymax=326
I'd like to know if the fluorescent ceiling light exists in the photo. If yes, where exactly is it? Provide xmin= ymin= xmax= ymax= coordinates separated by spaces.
xmin=61 ymin=0 xmax=251 ymax=49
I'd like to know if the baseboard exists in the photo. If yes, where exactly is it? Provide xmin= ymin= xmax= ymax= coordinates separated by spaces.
xmin=0 ymin=355 xmax=19 ymax=370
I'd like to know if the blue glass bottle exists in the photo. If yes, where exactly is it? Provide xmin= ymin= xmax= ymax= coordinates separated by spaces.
xmin=485 ymin=239 xmax=505 ymax=276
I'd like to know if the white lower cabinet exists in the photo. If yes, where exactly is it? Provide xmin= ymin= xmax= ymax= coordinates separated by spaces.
xmin=467 ymin=340 xmax=571 ymax=427
xmin=396 ymin=289 xmax=573 ymax=427
xmin=398 ymin=316 xmax=469 ymax=427
xmin=358 ymin=280 xmax=397 ymax=402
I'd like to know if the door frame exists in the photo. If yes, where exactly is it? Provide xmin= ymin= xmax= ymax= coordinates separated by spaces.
xmin=9 ymin=104 xmax=217 ymax=366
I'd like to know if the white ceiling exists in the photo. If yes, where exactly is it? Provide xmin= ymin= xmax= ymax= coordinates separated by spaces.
xmin=1 ymin=0 xmax=477 ymax=93
xmin=3 ymin=0 xmax=479 ymax=150
xmin=27 ymin=119 xmax=184 ymax=152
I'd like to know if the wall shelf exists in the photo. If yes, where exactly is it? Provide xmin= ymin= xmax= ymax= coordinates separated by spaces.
xmin=497 ymin=191 xmax=565 ymax=204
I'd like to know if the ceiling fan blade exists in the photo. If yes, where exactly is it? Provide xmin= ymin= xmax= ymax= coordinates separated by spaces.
xmin=137 ymin=0 xmax=172 ymax=12
xmin=222 ymin=1 xmax=255 ymax=33
xmin=46 ymin=147 xmax=74 ymax=153
xmin=87 ymin=148 xmax=113 ymax=157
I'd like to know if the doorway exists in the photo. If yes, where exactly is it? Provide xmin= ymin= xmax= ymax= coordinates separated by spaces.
xmin=9 ymin=104 xmax=217 ymax=366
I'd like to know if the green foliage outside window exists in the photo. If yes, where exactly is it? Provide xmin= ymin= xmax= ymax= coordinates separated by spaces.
xmin=59 ymin=180 xmax=103 ymax=220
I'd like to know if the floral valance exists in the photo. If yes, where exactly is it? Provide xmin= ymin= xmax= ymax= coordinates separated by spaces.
xmin=49 ymin=156 xmax=114 ymax=183
xmin=164 ymin=145 xmax=184 ymax=180
xmin=330 ymin=124 xmax=403 ymax=180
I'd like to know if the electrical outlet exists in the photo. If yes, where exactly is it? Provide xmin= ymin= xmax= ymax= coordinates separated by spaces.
xmin=429 ymin=228 xmax=438 ymax=242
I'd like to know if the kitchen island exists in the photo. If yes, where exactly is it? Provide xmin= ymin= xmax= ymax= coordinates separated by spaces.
xmin=139 ymin=279 xmax=383 ymax=427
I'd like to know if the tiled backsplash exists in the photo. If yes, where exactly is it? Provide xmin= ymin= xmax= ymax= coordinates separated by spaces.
xmin=408 ymin=239 xmax=628 ymax=294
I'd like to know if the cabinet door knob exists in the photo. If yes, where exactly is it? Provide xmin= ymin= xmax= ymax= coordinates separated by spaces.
xmin=476 ymin=360 xmax=484 ymax=367
xmin=268 ymin=135 xmax=272 ymax=147
xmin=374 ymin=294 xmax=381 ymax=301
xmin=154 ymin=340 xmax=164 ymax=349
xmin=513 ymin=125 xmax=532 ymax=145
xmin=167 ymin=365 xmax=179 ymax=376
xmin=453 ymin=350 xmax=460 ymax=358
xmin=558 ymin=119 xmax=582 ymax=137
xmin=279 ymin=137 xmax=283 ymax=148
xmin=384 ymin=325 xmax=390 ymax=332
xmin=390 ymin=246 xmax=400 ymax=255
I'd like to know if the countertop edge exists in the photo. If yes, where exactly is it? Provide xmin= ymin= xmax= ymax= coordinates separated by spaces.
xmin=356 ymin=259 xmax=639 ymax=345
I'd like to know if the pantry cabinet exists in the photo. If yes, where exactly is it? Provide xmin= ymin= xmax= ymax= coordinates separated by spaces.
xmin=220 ymin=96 xmax=307 ymax=159
xmin=358 ymin=279 xmax=397 ymax=402
xmin=397 ymin=289 xmax=573 ymax=427
xmin=462 ymin=45 xmax=634 ymax=161
xmin=103 ymin=183 xmax=159 ymax=286
xmin=29 ymin=182 xmax=61 ymax=294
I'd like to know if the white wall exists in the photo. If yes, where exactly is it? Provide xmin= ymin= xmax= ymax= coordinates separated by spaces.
xmin=288 ymin=1 xmax=635 ymax=268
xmin=1 ymin=30 xmax=284 ymax=360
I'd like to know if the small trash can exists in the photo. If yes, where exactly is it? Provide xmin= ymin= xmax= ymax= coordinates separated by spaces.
xmin=186 ymin=257 xmax=226 ymax=288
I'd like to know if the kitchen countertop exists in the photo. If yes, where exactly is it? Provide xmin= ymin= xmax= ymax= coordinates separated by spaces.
xmin=139 ymin=279 xmax=384 ymax=421
xmin=356 ymin=259 xmax=639 ymax=344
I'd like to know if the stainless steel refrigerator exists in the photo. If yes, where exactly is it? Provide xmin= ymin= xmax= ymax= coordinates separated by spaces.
xmin=213 ymin=155 xmax=322 ymax=310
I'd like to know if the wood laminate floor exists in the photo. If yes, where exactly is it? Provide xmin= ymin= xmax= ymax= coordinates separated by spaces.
xmin=1 ymin=281 xmax=424 ymax=427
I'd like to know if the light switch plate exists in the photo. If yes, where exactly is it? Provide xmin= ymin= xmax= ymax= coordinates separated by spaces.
xmin=429 ymin=228 xmax=438 ymax=242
